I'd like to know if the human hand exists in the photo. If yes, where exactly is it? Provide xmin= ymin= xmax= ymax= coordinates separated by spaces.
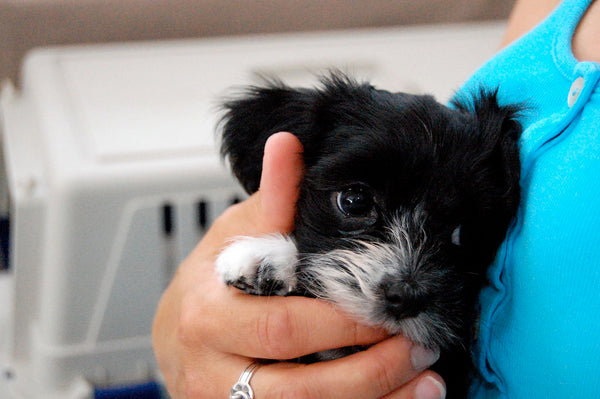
xmin=152 ymin=132 xmax=446 ymax=398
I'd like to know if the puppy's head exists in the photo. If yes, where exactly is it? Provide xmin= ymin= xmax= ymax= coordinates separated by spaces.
xmin=220 ymin=74 xmax=521 ymax=350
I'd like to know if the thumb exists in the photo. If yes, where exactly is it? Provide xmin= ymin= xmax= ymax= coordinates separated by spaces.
xmin=197 ymin=132 xmax=303 ymax=258
xmin=257 ymin=132 xmax=304 ymax=233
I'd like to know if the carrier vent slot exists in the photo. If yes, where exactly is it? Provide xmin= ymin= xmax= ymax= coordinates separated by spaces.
xmin=196 ymin=200 xmax=208 ymax=230
xmin=161 ymin=203 xmax=174 ymax=237
xmin=0 ymin=146 xmax=9 ymax=270
xmin=0 ymin=216 xmax=8 ymax=270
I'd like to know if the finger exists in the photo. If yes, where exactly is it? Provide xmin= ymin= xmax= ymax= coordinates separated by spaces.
xmin=178 ymin=336 xmax=442 ymax=399
xmin=380 ymin=371 xmax=446 ymax=399
xmin=258 ymin=132 xmax=304 ymax=233
xmin=182 ymin=279 xmax=388 ymax=360
xmin=248 ymin=336 xmax=435 ymax=399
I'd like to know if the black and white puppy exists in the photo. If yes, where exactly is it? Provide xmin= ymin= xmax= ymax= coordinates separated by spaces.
xmin=216 ymin=73 xmax=521 ymax=398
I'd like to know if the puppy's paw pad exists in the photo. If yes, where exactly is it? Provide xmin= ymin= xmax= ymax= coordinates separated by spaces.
xmin=215 ymin=234 xmax=298 ymax=296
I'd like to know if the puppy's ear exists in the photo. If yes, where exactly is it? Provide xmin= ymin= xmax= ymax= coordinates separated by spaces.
xmin=453 ymin=89 xmax=522 ymax=193
xmin=471 ymin=89 xmax=522 ymax=201
xmin=453 ymin=89 xmax=523 ymax=263
xmin=220 ymin=81 xmax=314 ymax=194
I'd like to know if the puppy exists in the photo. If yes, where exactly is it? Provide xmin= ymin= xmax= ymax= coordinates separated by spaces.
xmin=215 ymin=73 xmax=521 ymax=397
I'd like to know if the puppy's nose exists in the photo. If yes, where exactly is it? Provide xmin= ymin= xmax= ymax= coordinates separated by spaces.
xmin=382 ymin=280 xmax=429 ymax=319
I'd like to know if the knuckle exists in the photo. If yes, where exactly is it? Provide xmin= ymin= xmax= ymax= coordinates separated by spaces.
xmin=255 ymin=306 xmax=296 ymax=359
xmin=177 ymin=292 xmax=207 ymax=348
xmin=349 ymin=321 xmax=362 ymax=344
xmin=370 ymin=351 xmax=401 ymax=395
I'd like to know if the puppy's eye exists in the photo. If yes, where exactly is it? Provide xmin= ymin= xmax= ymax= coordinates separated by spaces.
xmin=336 ymin=185 xmax=374 ymax=217
xmin=451 ymin=225 xmax=462 ymax=246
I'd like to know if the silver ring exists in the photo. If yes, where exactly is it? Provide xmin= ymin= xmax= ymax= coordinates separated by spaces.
xmin=230 ymin=361 xmax=261 ymax=399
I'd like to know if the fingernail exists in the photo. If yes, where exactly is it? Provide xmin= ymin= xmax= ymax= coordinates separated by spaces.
xmin=410 ymin=345 xmax=440 ymax=370
xmin=415 ymin=375 xmax=446 ymax=399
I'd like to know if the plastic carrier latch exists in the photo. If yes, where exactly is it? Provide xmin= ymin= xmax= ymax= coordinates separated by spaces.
xmin=93 ymin=381 xmax=163 ymax=399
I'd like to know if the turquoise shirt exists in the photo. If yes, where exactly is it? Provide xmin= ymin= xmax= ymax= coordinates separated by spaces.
xmin=454 ymin=0 xmax=600 ymax=397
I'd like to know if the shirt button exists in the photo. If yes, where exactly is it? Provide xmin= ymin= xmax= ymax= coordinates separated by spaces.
xmin=567 ymin=76 xmax=585 ymax=107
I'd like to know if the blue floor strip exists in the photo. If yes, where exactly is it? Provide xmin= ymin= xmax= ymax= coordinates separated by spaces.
xmin=94 ymin=381 xmax=163 ymax=399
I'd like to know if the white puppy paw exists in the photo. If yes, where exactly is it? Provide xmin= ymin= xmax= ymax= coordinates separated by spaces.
xmin=215 ymin=234 xmax=299 ymax=295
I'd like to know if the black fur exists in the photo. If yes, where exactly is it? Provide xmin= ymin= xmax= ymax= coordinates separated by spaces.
xmin=219 ymin=73 xmax=521 ymax=398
